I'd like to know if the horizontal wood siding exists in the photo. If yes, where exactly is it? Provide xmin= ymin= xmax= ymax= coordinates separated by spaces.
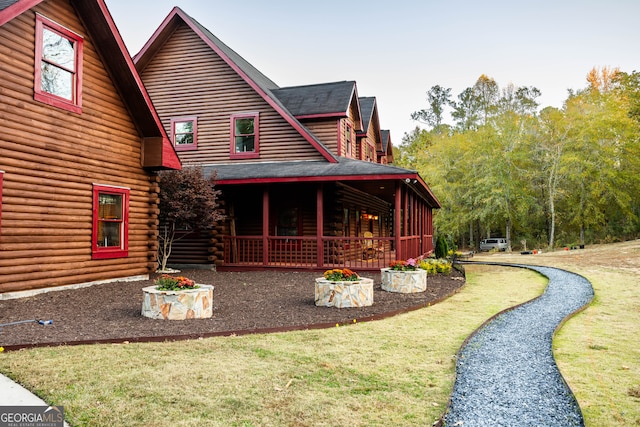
xmin=0 ymin=1 xmax=158 ymax=292
xmin=140 ymin=24 xmax=324 ymax=165
xmin=302 ymin=119 xmax=339 ymax=154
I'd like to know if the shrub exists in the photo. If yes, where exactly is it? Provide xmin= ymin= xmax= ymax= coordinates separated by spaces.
xmin=418 ymin=258 xmax=452 ymax=275
xmin=435 ymin=235 xmax=449 ymax=259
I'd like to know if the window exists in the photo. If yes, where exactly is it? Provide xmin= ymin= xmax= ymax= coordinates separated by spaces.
xmin=366 ymin=143 xmax=375 ymax=162
xmin=230 ymin=113 xmax=259 ymax=159
xmin=92 ymin=185 xmax=129 ymax=259
xmin=171 ymin=117 xmax=197 ymax=151
xmin=276 ymin=207 xmax=299 ymax=236
xmin=345 ymin=123 xmax=353 ymax=157
xmin=34 ymin=15 xmax=83 ymax=113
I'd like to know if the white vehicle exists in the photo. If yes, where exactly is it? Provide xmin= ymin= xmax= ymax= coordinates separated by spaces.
xmin=480 ymin=238 xmax=508 ymax=252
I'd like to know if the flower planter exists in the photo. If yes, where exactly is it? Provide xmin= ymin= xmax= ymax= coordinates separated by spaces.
xmin=314 ymin=277 xmax=374 ymax=308
xmin=380 ymin=268 xmax=427 ymax=293
xmin=141 ymin=284 xmax=213 ymax=320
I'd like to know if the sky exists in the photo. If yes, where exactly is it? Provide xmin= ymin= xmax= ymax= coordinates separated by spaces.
xmin=105 ymin=0 xmax=640 ymax=143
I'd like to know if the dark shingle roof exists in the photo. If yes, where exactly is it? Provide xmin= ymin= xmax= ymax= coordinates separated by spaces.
xmin=381 ymin=129 xmax=390 ymax=151
xmin=203 ymin=157 xmax=439 ymax=207
xmin=272 ymin=81 xmax=356 ymax=117
xmin=359 ymin=97 xmax=375 ymax=131
xmin=204 ymin=157 xmax=412 ymax=182
xmin=0 ymin=0 xmax=19 ymax=11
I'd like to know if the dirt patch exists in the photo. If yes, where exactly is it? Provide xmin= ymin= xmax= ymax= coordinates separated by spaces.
xmin=0 ymin=269 xmax=465 ymax=349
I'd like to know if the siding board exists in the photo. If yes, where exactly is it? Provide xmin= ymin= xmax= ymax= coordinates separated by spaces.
xmin=0 ymin=1 xmax=161 ymax=292
xmin=140 ymin=24 xmax=324 ymax=165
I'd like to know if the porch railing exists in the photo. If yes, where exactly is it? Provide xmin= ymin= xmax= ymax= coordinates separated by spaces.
xmin=223 ymin=235 xmax=433 ymax=271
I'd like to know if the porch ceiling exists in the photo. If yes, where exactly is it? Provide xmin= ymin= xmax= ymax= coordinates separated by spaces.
xmin=344 ymin=180 xmax=397 ymax=204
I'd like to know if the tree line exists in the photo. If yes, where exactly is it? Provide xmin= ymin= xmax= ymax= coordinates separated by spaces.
xmin=396 ymin=67 xmax=640 ymax=251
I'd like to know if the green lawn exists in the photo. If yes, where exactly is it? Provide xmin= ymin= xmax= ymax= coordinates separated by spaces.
xmin=1 ymin=241 xmax=638 ymax=426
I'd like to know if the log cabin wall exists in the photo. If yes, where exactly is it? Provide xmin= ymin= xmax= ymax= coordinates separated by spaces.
xmin=301 ymin=119 xmax=339 ymax=155
xmin=139 ymin=24 xmax=326 ymax=165
xmin=363 ymin=122 xmax=380 ymax=163
xmin=0 ymin=1 xmax=159 ymax=292
xmin=338 ymin=118 xmax=358 ymax=158
xmin=356 ymin=130 xmax=377 ymax=162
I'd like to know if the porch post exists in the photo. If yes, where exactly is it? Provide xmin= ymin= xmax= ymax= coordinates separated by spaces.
xmin=395 ymin=181 xmax=402 ymax=260
xmin=404 ymin=187 xmax=409 ymax=254
xmin=262 ymin=188 xmax=269 ymax=266
xmin=420 ymin=200 xmax=426 ymax=254
xmin=316 ymin=185 xmax=324 ymax=268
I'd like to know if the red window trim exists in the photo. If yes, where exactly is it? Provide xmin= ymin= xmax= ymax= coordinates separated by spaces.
xmin=92 ymin=184 xmax=129 ymax=259
xmin=171 ymin=116 xmax=198 ymax=151
xmin=345 ymin=122 xmax=353 ymax=157
xmin=230 ymin=112 xmax=259 ymax=159
xmin=367 ymin=141 xmax=376 ymax=162
xmin=34 ymin=14 xmax=83 ymax=114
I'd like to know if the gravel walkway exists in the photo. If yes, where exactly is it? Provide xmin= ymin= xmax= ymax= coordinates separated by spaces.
xmin=443 ymin=264 xmax=594 ymax=427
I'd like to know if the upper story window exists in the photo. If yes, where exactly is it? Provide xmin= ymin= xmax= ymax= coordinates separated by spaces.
xmin=230 ymin=113 xmax=259 ymax=159
xmin=92 ymin=184 xmax=129 ymax=259
xmin=366 ymin=143 xmax=376 ymax=162
xmin=345 ymin=123 xmax=353 ymax=157
xmin=34 ymin=15 xmax=83 ymax=114
xmin=171 ymin=117 xmax=197 ymax=151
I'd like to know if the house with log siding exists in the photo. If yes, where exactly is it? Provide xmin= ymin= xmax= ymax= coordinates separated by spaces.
xmin=135 ymin=6 xmax=440 ymax=271
xmin=0 ymin=0 xmax=180 ymax=294
xmin=379 ymin=130 xmax=394 ymax=165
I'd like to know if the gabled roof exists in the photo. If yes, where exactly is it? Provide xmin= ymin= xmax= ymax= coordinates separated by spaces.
xmin=357 ymin=96 xmax=383 ymax=148
xmin=134 ymin=7 xmax=338 ymax=163
xmin=380 ymin=130 xmax=391 ymax=152
xmin=380 ymin=129 xmax=394 ymax=162
xmin=273 ymin=81 xmax=358 ymax=118
xmin=359 ymin=97 xmax=376 ymax=132
xmin=0 ymin=0 xmax=180 ymax=170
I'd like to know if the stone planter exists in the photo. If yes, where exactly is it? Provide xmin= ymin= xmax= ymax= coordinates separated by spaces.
xmin=315 ymin=277 xmax=374 ymax=308
xmin=380 ymin=268 xmax=427 ymax=293
xmin=141 ymin=284 xmax=214 ymax=320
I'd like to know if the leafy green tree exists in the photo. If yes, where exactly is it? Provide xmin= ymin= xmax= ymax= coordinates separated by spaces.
xmin=561 ymin=69 xmax=640 ymax=243
xmin=402 ymin=69 xmax=640 ymax=251
xmin=451 ymin=87 xmax=481 ymax=132
xmin=411 ymin=85 xmax=453 ymax=133
xmin=528 ymin=107 xmax=570 ymax=249
xmin=473 ymin=74 xmax=500 ymax=125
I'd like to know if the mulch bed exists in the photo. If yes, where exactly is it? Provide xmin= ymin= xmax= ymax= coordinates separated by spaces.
xmin=0 ymin=269 xmax=465 ymax=350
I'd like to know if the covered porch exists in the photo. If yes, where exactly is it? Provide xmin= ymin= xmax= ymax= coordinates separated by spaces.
xmin=159 ymin=159 xmax=440 ymax=272
xmin=219 ymin=176 xmax=437 ymax=272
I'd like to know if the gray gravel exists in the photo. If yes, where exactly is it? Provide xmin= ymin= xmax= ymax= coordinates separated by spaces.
xmin=443 ymin=264 xmax=594 ymax=427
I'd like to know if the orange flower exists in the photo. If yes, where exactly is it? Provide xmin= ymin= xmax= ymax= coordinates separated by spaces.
xmin=323 ymin=268 xmax=360 ymax=282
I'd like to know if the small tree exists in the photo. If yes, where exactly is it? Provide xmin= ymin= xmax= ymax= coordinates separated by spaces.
xmin=434 ymin=235 xmax=449 ymax=259
xmin=157 ymin=166 xmax=224 ymax=272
